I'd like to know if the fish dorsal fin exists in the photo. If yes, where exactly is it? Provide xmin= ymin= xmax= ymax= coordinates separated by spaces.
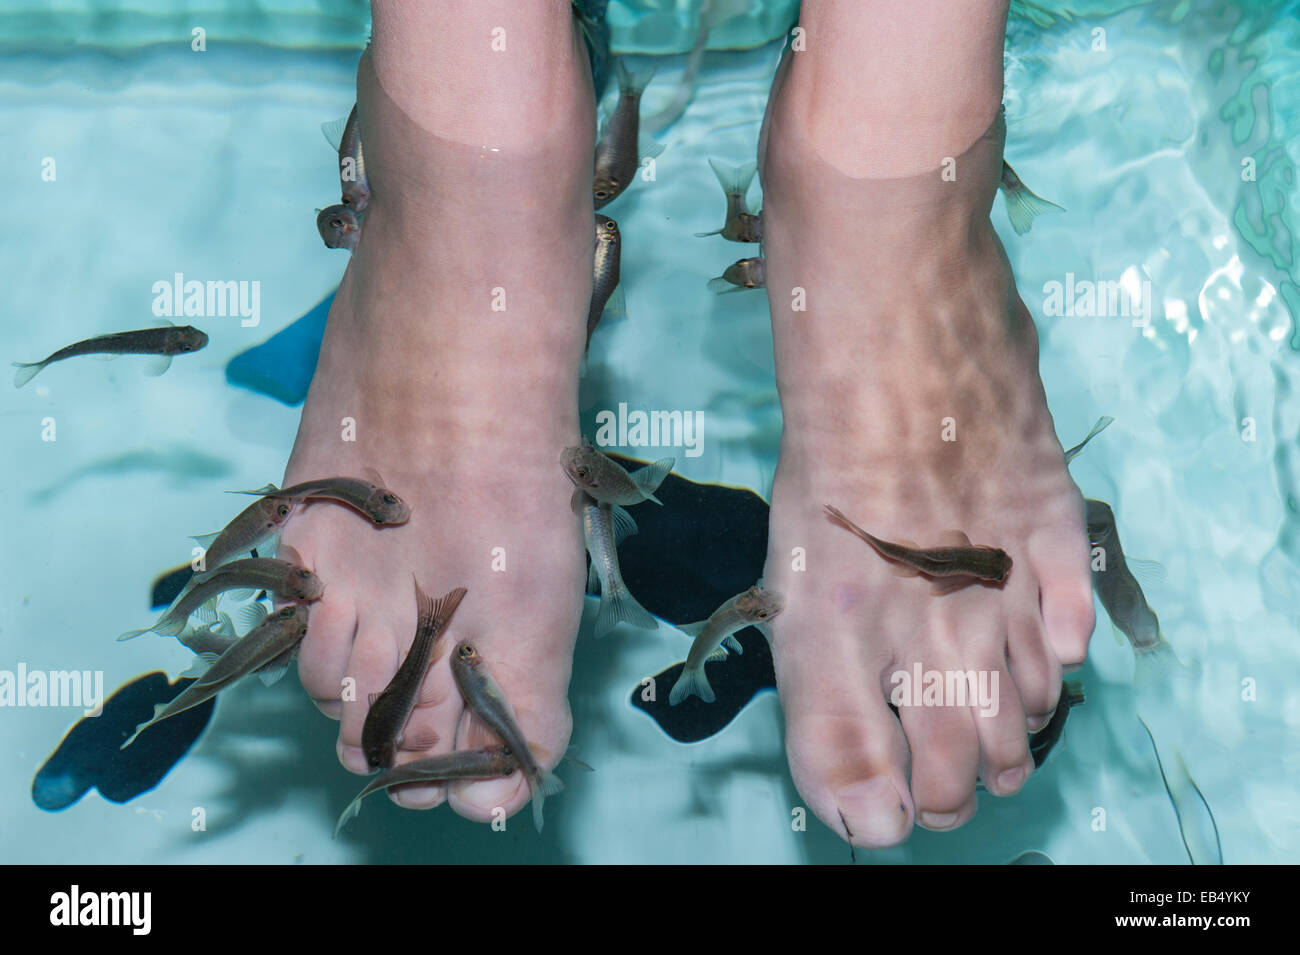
xmin=150 ymin=318 xmax=177 ymax=328
xmin=229 ymin=483 xmax=281 ymax=496
xmin=938 ymin=530 xmax=973 ymax=547
xmin=360 ymin=466 xmax=386 ymax=487
xmin=461 ymin=711 xmax=505 ymax=750
xmin=321 ymin=114 xmax=348 ymax=151
xmin=631 ymin=458 xmax=674 ymax=501
xmin=678 ymin=620 xmax=707 ymax=638
xmin=191 ymin=531 xmax=220 ymax=548
xmin=1064 ymin=415 xmax=1115 ymax=462
xmin=178 ymin=652 xmax=220 ymax=680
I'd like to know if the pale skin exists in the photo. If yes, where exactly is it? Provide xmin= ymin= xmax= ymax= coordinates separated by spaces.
xmin=286 ymin=0 xmax=1094 ymax=845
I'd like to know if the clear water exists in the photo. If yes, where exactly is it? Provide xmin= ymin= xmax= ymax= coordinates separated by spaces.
xmin=3 ymin=0 xmax=1297 ymax=863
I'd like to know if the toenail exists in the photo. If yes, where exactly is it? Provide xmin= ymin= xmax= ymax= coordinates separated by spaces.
xmin=835 ymin=778 xmax=909 ymax=844
xmin=1027 ymin=712 xmax=1051 ymax=732
xmin=996 ymin=767 xmax=1026 ymax=793
xmin=918 ymin=811 xmax=960 ymax=830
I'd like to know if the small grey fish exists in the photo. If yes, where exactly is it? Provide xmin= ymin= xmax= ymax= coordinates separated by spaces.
xmin=335 ymin=746 xmax=516 ymax=836
xmin=233 ymin=474 xmax=410 ymax=525
xmin=560 ymin=438 xmax=673 ymax=507
xmin=707 ymin=256 xmax=765 ymax=295
xmin=117 ymin=554 xmax=323 ymax=641
xmin=13 ymin=324 xmax=208 ymax=389
xmin=586 ymin=214 xmax=622 ymax=351
xmin=338 ymin=104 xmax=370 ymax=211
xmin=452 ymin=641 xmax=563 ymax=832
xmin=577 ymin=491 xmax=657 ymax=637
xmin=593 ymin=60 xmax=657 ymax=209
xmin=695 ymin=159 xmax=763 ymax=242
xmin=192 ymin=495 xmax=297 ymax=573
xmin=1064 ymin=415 xmax=1114 ymax=463
xmin=1086 ymin=499 xmax=1161 ymax=650
xmin=999 ymin=160 xmax=1064 ymax=236
xmin=121 ymin=604 xmax=310 ymax=749
xmin=670 ymin=584 xmax=783 ymax=705
xmin=824 ymin=505 xmax=1012 ymax=591
xmin=362 ymin=584 xmax=468 ymax=770
xmin=317 ymin=204 xmax=361 ymax=251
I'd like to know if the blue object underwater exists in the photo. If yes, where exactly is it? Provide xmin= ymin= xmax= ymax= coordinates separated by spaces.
xmin=32 ymin=672 xmax=214 ymax=811
xmin=225 ymin=291 xmax=332 ymax=405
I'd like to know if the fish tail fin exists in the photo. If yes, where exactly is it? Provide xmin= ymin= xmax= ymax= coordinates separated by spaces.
xmin=12 ymin=362 xmax=44 ymax=389
xmin=528 ymin=767 xmax=565 ymax=833
xmin=707 ymin=276 xmax=747 ymax=295
xmin=694 ymin=227 xmax=724 ymax=238
xmin=1001 ymin=177 xmax=1064 ymax=235
xmin=320 ymin=114 xmax=349 ymax=152
xmin=334 ymin=792 xmax=365 ymax=838
xmin=227 ymin=483 xmax=281 ymax=496
xmin=593 ymin=584 xmax=658 ymax=637
xmin=119 ymin=702 xmax=168 ymax=750
xmin=616 ymin=58 xmax=656 ymax=96
xmin=707 ymin=158 xmax=757 ymax=198
xmin=116 ymin=626 xmax=154 ymax=642
xmin=669 ymin=665 xmax=715 ymax=705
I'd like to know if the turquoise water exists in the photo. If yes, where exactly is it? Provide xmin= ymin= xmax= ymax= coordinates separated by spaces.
xmin=3 ymin=0 xmax=1297 ymax=863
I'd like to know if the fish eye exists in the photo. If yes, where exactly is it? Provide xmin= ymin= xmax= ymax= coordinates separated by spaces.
xmin=382 ymin=493 xmax=398 ymax=504
xmin=277 ymin=504 xmax=291 ymax=518
xmin=604 ymin=221 xmax=617 ymax=232
xmin=279 ymin=606 xmax=296 ymax=618
xmin=757 ymin=609 xmax=768 ymax=618
xmin=595 ymin=190 xmax=609 ymax=200
xmin=458 ymin=645 xmax=474 ymax=659
xmin=299 ymin=569 xmax=313 ymax=578
xmin=575 ymin=466 xmax=588 ymax=478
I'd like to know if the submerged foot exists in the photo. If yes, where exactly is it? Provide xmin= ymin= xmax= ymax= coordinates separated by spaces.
xmin=282 ymin=10 xmax=594 ymax=829
xmin=759 ymin=47 xmax=1094 ymax=848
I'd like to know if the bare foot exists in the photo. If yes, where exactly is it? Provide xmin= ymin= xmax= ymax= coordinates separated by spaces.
xmin=758 ymin=17 xmax=1095 ymax=847
xmin=282 ymin=2 xmax=594 ymax=827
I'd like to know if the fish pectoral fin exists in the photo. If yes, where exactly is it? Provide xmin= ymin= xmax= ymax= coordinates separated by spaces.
xmin=144 ymin=354 xmax=174 ymax=377
xmin=938 ymin=530 xmax=973 ymax=546
xmin=631 ymin=458 xmax=674 ymax=500
xmin=461 ymin=712 xmax=503 ymax=750
xmin=888 ymin=561 xmax=922 ymax=578
xmin=232 ymin=600 xmax=270 ymax=633
xmin=405 ymin=729 xmax=441 ymax=751
xmin=722 ymin=633 xmax=744 ymax=655
xmin=177 ymin=653 xmax=219 ymax=680
xmin=360 ymin=465 xmax=388 ymax=488
xmin=677 ymin=620 xmax=708 ymax=638
xmin=705 ymin=645 xmax=729 ymax=663
xmin=929 ymin=577 xmax=971 ymax=596
xmin=191 ymin=531 xmax=221 ymax=548
xmin=603 ymin=283 xmax=629 ymax=323
xmin=367 ymin=692 xmax=381 ymax=708
xmin=637 ymin=135 xmax=666 ymax=162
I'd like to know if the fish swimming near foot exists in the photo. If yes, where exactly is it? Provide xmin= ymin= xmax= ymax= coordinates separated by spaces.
xmin=561 ymin=437 xmax=673 ymax=506
xmin=707 ymin=256 xmax=765 ymax=294
xmin=190 ymin=495 xmax=297 ymax=575
xmin=593 ymin=59 xmax=662 ymax=209
xmin=1064 ymin=416 xmax=1114 ymax=463
xmin=335 ymin=747 xmax=517 ymax=836
xmin=321 ymin=104 xmax=370 ymax=212
xmin=362 ymin=584 xmax=468 ymax=770
xmin=577 ymin=491 xmax=658 ymax=636
xmin=669 ymin=584 xmax=783 ymax=705
xmin=824 ymin=504 xmax=1012 ymax=591
xmin=999 ymin=160 xmax=1064 ymax=236
xmin=13 ymin=322 xmax=208 ymax=388
xmin=117 ymin=552 xmax=322 ymax=641
xmin=317 ymin=204 xmax=361 ymax=251
xmin=452 ymin=642 xmax=564 ymax=833
xmin=586 ymin=214 xmax=625 ymax=350
xmin=120 ymin=604 xmax=310 ymax=749
xmin=231 ymin=473 xmax=410 ymax=525
xmin=1085 ymin=499 xmax=1163 ymax=650
xmin=695 ymin=159 xmax=763 ymax=243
